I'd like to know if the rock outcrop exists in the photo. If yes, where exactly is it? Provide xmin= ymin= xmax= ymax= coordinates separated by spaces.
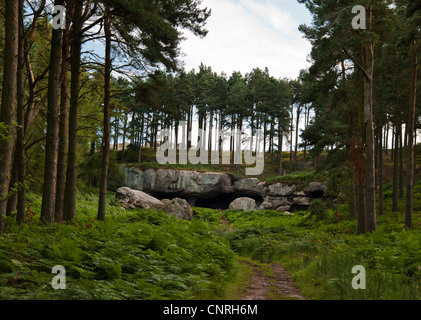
xmin=120 ymin=166 xmax=328 ymax=212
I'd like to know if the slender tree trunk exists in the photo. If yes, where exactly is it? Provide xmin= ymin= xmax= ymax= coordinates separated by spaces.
xmin=364 ymin=5 xmax=377 ymax=232
xmin=349 ymin=168 xmax=357 ymax=219
xmin=377 ymin=116 xmax=384 ymax=216
xmin=294 ymin=105 xmax=301 ymax=171
xmin=64 ymin=0 xmax=83 ymax=221
xmin=41 ymin=0 xmax=64 ymax=224
xmin=399 ymin=119 xmax=404 ymax=199
xmin=97 ymin=10 xmax=112 ymax=222
xmin=384 ymin=122 xmax=389 ymax=154
xmin=290 ymin=108 xmax=294 ymax=162
xmin=357 ymin=180 xmax=367 ymax=234
xmin=393 ymin=125 xmax=399 ymax=212
xmin=16 ymin=0 xmax=26 ymax=224
xmin=0 ymin=0 xmax=19 ymax=235
xmin=122 ymin=114 xmax=127 ymax=163
xmin=55 ymin=8 xmax=71 ymax=222
xmin=406 ymin=39 xmax=417 ymax=229
xmin=6 ymin=159 xmax=18 ymax=217
xmin=390 ymin=125 xmax=396 ymax=162
xmin=278 ymin=123 xmax=283 ymax=176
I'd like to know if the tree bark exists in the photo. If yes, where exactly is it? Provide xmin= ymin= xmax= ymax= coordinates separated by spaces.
xmin=399 ymin=120 xmax=404 ymax=199
xmin=392 ymin=124 xmax=399 ymax=212
xmin=6 ymin=159 xmax=18 ymax=217
xmin=122 ymin=113 xmax=127 ymax=163
xmin=41 ymin=0 xmax=64 ymax=224
xmin=15 ymin=0 xmax=26 ymax=224
xmin=294 ymin=105 xmax=301 ymax=171
xmin=0 ymin=0 xmax=19 ymax=235
xmin=64 ymin=0 xmax=83 ymax=221
xmin=278 ymin=122 xmax=283 ymax=176
xmin=55 ymin=6 xmax=71 ymax=222
xmin=364 ymin=4 xmax=377 ymax=232
xmin=406 ymin=39 xmax=417 ymax=229
xmin=97 ymin=10 xmax=112 ymax=222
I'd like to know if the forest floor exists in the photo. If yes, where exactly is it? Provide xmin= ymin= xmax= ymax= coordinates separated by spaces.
xmin=237 ymin=259 xmax=305 ymax=300
xmin=220 ymin=215 xmax=305 ymax=300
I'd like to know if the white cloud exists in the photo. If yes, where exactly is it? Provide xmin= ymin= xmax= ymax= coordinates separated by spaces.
xmin=179 ymin=0 xmax=311 ymax=79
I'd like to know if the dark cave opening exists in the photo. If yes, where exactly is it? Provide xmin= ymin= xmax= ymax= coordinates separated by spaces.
xmin=151 ymin=192 xmax=264 ymax=210
xmin=195 ymin=194 xmax=263 ymax=210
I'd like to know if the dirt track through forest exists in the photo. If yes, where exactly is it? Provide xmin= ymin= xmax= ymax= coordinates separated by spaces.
xmin=239 ymin=260 xmax=305 ymax=300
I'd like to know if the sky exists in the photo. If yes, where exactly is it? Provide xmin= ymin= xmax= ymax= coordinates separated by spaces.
xmin=178 ymin=0 xmax=313 ymax=80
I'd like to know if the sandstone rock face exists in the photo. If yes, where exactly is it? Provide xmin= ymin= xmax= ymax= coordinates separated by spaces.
xmin=229 ymin=198 xmax=258 ymax=211
xmin=116 ymin=187 xmax=165 ymax=211
xmin=120 ymin=167 xmax=329 ymax=212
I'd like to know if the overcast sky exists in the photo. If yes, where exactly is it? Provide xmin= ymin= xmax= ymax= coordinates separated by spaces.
xmin=179 ymin=0 xmax=313 ymax=80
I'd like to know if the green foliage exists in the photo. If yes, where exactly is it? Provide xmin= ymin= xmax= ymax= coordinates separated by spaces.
xmin=78 ymin=151 xmax=124 ymax=192
xmin=0 ymin=193 xmax=235 ymax=300
xmin=267 ymin=171 xmax=328 ymax=185
xmin=217 ymin=199 xmax=421 ymax=300
xmin=0 ymin=122 xmax=10 ymax=143
xmin=309 ymin=199 xmax=328 ymax=222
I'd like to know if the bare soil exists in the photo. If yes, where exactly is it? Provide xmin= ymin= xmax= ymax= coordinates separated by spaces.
xmin=239 ymin=260 xmax=305 ymax=300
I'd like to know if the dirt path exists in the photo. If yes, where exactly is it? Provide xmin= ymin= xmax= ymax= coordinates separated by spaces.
xmin=239 ymin=259 xmax=305 ymax=300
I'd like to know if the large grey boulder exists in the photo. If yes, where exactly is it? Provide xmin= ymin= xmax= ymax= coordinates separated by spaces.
xmin=116 ymin=187 xmax=165 ymax=210
xmin=161 ymin=198 xmax=194 ymax=221
xmin=116 ymin=187 xmax=194 ymax=221
xmin=229 ymin=197 xmax=258 ymax=211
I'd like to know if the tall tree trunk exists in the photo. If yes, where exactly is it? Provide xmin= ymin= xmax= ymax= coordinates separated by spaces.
xmin=278 ymin=123 xmax=283 ymax=176
xmin=357 ymin=180 xmax=367 ymax=234
xmin=6 ymin=159 xmax=18 ymax=217
xmin=0 ymin=0 xmax=19 ymax=235
xmin=377 ymin=113 xmax=384 ymax=216
xmin=364 ymin=4 xmax=377 ymax=232
xmin=384 ymin=122 xmax=389 ymax=154
xmin=122 ymin=113 xmax=127 ymax=163
xmin=55 ymin=7 xmax=71 ymax=222
xmin=15 ymin=0 xmax=26 ymax=224
xmin=392 ymin=125 xmax=400 ymax=212
xmin=97 ymin=10 xmax=112 ymax=222
xmin=399 ymin=119 xmax=404 ymax=199
xmin=406 ymin=39 xmax=417 ymax=229
xmin=290 ymin=108 xmax=294 ymax=162
xmin=64 ymin=0 xmax=83 ymax=221
xmin=41 ymin=0 xmax=64 ymax=224
xmin=349 ymin=168 xmax=357 ymax=219
xmin=294 ymin=105 xmax=301 ymax=171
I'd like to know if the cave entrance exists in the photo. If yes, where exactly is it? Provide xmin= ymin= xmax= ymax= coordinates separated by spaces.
xmin=194 ymin=194 xmax=263 ymax=210
xmin=151 ymin=192 xmax=264 ymax=210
